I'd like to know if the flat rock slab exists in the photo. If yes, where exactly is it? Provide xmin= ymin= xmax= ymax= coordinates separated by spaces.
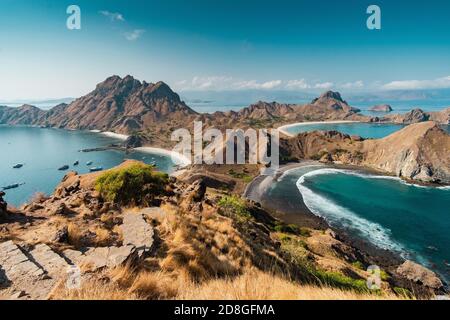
xmin=0 ymin=241 xmax=45 ymax=285
xmin=0 ymin=241 xmax=56 ymax=299
xmin=29 ymin=244 xmax=71 ymax=278
xmin=121 ymin=212 xmax=154 ymax=254
xmin=64 ymin=245 xmax=135 ymax=271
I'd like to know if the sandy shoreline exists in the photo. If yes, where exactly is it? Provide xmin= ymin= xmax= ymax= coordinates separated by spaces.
xmin=244 ymin=161 xmax=326 ymax=228
xmin=277 ymin=120 xmax=361 ymax=137
xmin=90 ymin=130 xmax=192 ymax=168
xmin=244 ymin=161 xmax=404 ymax=268
xmin=135 ymin=147 xmax=192 ymax=168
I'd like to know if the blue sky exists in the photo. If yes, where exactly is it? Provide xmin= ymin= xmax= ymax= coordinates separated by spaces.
xmin=1 ymin=0 xmax=450 ymax=100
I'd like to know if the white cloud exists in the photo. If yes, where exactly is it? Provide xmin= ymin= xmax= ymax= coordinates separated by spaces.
xmin=341 ymin=80 xmax=364 ymax=89
xmin=99 ymin=10 xmax=125 ymax=22
xmin=124 ymin=29 xmax=146 ymax=41
xmin=176 ymin=77 xmax=337 ymax=91
xmin=286 ymin=79 xmax=310 ymax=90
xmin=381 ymin=76 xmax=450 ymax=90
xmin=235 ymin=80 xmax=282 ymax=90
xmin=314 ymin=82 xmax=334 ymax=89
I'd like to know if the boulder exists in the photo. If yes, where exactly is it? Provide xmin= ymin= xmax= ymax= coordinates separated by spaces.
xmin=185 ymin=179 xmax=207 ymax=202
xmin=396 ymin=260 xmax=444 ymax=290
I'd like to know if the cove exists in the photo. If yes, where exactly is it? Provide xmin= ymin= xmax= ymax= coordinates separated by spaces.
xmin=0 ymin=126 xmax=177 ymax=206
xmin=266 ymin=166 xmax=450 ymax=282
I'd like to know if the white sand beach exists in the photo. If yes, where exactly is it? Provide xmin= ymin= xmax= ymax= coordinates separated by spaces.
xmin=99 ymin=131 xmax=129 ymax=141
xmin=135 ymin=147 xmax=192 ymax=168
xmin=277 ymin=120 xmax=360 ymax=137
xmin=92 ymin=130 xmax=191 ymax=168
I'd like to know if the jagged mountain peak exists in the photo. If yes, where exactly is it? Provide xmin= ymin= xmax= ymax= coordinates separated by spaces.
xmin=312 ymin=91 xmax=347 ymax=104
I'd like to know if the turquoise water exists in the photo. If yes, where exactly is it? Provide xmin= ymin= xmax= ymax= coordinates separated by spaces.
xmin=283 ymin=122 xmax=450 ymax=139
xmin=0 ymin=126 xmax=176 ymax=206
xmin=268 ymin=166 xmax=450 ymax=282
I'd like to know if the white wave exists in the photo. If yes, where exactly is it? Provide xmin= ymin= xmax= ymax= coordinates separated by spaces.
xmin=278 ymin=164 xmax=325 ymax=180
xmin=296 ymin=170 xmax=406 ymax=254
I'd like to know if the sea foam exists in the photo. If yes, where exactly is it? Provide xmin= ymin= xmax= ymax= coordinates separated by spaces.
xmin=296 ymin=168 xmax=406 ymax=254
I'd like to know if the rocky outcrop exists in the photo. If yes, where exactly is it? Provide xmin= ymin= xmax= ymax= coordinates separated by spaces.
xmin=0 ymin=191 xmax=7 ymax=220
xmin=369 ymin=104 xmax=393 ymax=112
xmin=123 ymin=135 xmax=143 ymax=148
xmin=362 ymin=121 xmax=450 ymax=183
xmin=0 ymin=104 xmax=46 ymax=125
xmin=380 ymin=107 xmax=449 ymax=125
xmin=396 ymin=260 xmax=444 ymax=291
xmin=0 ymin=76 xmax=198 ymax=136
xmin=281 ymin=121 xmax=450 ymax=184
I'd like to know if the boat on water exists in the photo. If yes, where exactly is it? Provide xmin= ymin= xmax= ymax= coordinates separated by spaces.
xmin=89 ymin=167 xmax=103 ymax=172
xmin=73 ymin=160 xmax=79 ymax=166
xmin=58 ymin=165 xmax=69 ymax=171
xmin=13 ymin=163 xmax=24 ymax=169
xmin=86 ymin=161 xmax=93 ymax=166
xmin=2 ymin=183 xmax=24 ymax=190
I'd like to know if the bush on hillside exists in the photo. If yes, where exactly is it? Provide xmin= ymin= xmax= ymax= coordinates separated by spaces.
xmin=95 ymin=163 xmax=169 ymax=206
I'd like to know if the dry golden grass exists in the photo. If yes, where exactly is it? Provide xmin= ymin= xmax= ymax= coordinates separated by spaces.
xmin=50 ymin=278 xmax=140 ymax=300
xmin=91 ymin=226 xmax=111 ymax=246
xmin=177 ymin=269 xmax=402 ymax=300
xmin=67 ymin=222 xmax=84 ymax=248
xmin=50 ymin=268 xmax=402 ymax=301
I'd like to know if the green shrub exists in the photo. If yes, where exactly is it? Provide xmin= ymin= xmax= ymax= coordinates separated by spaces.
xmin=218 ymin=195 xmax=252 ymax=222
xmin=352 ymin=261 xmax=364 ymax=270
xmin=313 ymin=270 xmax=369 ymax=293
xmin=273 ymin=222 xmax=311 ymax=237
xmin=393 ymin=287 xmax=413 ymax=299
xmin=95 ymin=163 xmax=168 ymax=205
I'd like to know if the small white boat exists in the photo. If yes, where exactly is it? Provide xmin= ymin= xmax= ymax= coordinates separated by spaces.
xmin=86 ymin=161 xmax=93 ymax=166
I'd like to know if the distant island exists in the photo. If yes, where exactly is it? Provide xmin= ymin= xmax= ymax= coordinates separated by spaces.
xmin=369 ymin=104 xmax=393 ymax=112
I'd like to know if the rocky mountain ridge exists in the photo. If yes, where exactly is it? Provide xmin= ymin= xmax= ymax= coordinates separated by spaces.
xmin=281 ymin=121 xmax=450 ymax=184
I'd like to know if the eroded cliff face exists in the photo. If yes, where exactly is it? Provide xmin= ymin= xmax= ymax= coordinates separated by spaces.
xmin=281 ymin=121 xmax=450 ymax=184
xmin=362 ymin=122 xmax=450 ymax=183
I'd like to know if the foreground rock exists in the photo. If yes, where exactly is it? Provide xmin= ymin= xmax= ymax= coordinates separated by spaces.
xmin=121 ymin=212 xmax=155 ymax=256
xmin=0 ymin=191 xmax=7 ymax=220
xmin=396 ymin=260 xmax=444 ymax=291
xmin=0 ymin=241 xmax=60 ymax=299
xmin=63 ymin=246 xmax=136 ymax=271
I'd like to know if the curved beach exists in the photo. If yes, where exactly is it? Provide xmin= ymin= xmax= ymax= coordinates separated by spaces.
xmin=94 ymin=130 xmax=192 ymax=168
xmin=277 ymin=120 xmax=361 ymax=137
